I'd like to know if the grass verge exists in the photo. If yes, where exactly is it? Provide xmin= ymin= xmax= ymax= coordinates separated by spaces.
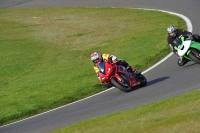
xmin=49 ymin=90 xmax=200 ymax=133
xmin=0 ymin=7 xmax=186 ymax=125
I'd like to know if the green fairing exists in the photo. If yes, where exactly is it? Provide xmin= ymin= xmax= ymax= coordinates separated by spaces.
xmin=174 ymin=36 xmax=185 ymax=51
xmin=174 ymin=36 xmax=200 ymax=59
xmin=184 ymin=54 xmax=192 ymax=60
xmin=181 ymin=36 xmax=185 ymax=42
xmin=185 ymin=41 xmax=200 ymax=60
xmin=186 ymin=49 xmax=191 ymax=55
xmin=190 ymin=41 xmax=200 ymax=50
xmin=178 ymin=45 xmax=183 ymax=49
xmin=174 ymin=46 xmax=178 ymax=51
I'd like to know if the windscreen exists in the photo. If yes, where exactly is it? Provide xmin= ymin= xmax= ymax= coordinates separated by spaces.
xmin=97 ymin=62 xmax=106 ymax=74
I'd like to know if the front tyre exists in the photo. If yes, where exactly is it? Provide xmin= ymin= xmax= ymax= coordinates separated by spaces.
xmin=177 ymin=57 xmax=189 ymax=66
xmin=102 ymin=82 xmax=113 ymax=89
xmin=110 ymin=78 xmax=131 ymax=92
xmin=188 ymin=49 xmax=200 ymax=63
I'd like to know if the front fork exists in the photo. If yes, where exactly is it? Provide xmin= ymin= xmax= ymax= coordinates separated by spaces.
xmin=184 ymin=50 xmax=192 ymax=60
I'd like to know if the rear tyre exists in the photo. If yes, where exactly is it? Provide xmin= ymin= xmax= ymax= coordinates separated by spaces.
xmin=136 ymin=74 xmax=147 ymax=87
xmin=110 ymin=78 xmax=131 ymax=92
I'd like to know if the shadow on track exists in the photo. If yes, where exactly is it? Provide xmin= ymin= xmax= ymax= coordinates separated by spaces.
xmin=183 ymin=62 xmax=197 ymax=67
xmin=147 ymin=76 xmax=170 ymax=86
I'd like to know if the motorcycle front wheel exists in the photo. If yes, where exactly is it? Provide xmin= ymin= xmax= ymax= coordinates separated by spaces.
xmin=110 ymin=78 xmax=131 ymax=92
xmin=177 ymin=57 xmax=189 ymax=66
xmin=188 ymin=48 xmax=200 ymax=64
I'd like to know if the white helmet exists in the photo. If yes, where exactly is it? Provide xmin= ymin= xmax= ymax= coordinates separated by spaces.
xmin=167 ymin=25 xmax=176 ymax=34
xmin=91 ymin=52 xmax=102 ymax=63
xmin=167 ymin=25 xmax=177 ymax=37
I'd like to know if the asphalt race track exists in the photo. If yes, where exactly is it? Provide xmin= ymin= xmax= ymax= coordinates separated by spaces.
xmin=0 ymin=0 xmax=200 ymax=133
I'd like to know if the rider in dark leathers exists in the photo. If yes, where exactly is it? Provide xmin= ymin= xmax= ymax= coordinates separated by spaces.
xmin=167 ymin=25 xmax=200 ymax=66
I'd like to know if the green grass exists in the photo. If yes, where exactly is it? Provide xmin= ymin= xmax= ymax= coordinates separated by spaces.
xmin=0 ymin=7 xmax=186 ymax=125
xmin=49 ymin=90 xmax=200 ymax=133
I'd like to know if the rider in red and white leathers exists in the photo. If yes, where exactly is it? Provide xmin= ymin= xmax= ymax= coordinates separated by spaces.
xmin=90 ymin=52 xmax=139 ymax=87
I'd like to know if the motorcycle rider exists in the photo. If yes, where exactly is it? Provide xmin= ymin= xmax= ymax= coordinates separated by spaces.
xmin=167 ymin=25 xmax=200 ymax=66
xmin=90 ymin=52 xmax=140 ymax=88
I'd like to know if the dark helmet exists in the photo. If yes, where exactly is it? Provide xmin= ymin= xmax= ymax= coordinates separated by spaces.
xmin=91 ymin=52 xmax=102 ymax=63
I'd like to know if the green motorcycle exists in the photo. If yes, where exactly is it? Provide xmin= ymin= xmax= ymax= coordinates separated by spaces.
xmin=174 ymin=35 xmax=200 ymax=66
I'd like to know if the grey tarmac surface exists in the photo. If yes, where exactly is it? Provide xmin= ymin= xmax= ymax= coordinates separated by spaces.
xmin=0 ymin=0 xmax=200 ymax=133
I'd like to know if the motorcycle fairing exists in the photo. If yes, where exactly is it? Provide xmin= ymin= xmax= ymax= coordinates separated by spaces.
xmin=189 ymin=41 xmax=200 ymax=51
xmin=177 ymin=40 xmax=191 ymax=56
xmin=98 ymin=61 xmax=116 ymax=83
xmin=184 ymin=41 xmax=200 ymax=59
xmin=97 ymin=62 xmax=109 ymax=83
xmin=183 ymin=54 xmax=192 ymax=61
xmin=97 ymin=60 xmax=138 ymax=88
xmin=97 ymin=62 xmax=106 ymax=74
xmin=174 ymin=36 xmax=200 ymax=57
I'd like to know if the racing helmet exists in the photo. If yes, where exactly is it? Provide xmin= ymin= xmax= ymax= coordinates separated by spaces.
xmin=167 ymin=25 xmax=177 ymax=37
xmin=91 ymin=52 xmax=102 ymax=63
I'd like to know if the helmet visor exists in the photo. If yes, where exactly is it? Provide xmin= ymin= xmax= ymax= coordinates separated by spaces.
xmin=169 ymin=30 xmax=176 ymax=37
xmin=93 ymin=58 xmax=101 ymax=63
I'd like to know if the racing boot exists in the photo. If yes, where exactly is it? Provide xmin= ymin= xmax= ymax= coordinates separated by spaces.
xmin=133 ymin=70 xmax=141 ymax=77
xmin=127 ymin=66 xmax=141 ymax=76
xmin=126 ymin=65 xmax=133 ymax=72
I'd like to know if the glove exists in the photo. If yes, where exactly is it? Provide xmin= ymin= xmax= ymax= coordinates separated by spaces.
xmin=185 ymin=34 xmax=193 ymax=40
xmin=110 ymin=55 xmax=117 ymax=61
xmin=188 ymin=34 xmax=193 ymax=40
xmin=193 ymin=33 xmax=200 ymax=41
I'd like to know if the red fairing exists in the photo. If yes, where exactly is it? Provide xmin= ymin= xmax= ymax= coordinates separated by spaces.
xmin=97 ymin=60 xmax=138 ymax=88
xmin=98 ymin=61 xmax=116 ymax=83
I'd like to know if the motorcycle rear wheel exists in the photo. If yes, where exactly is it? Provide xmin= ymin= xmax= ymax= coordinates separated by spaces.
xmin=136 ymin=74 xmax=147 ymax=87
xmin=110 ymin=78 xmax=132 ymax=92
